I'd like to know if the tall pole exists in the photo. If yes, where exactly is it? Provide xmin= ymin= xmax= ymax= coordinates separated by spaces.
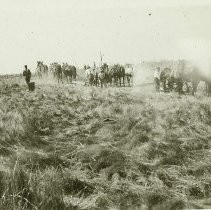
xmin=100 ymin=52 xmax=103 ymax=67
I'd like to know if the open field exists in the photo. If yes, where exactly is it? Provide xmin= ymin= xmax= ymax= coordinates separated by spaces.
xmin=0 ymin=76 xmax=211 ymax=209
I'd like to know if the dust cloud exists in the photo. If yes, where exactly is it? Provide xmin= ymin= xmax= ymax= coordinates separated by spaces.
xmin=132 ymin=63 xmax=154 ymax=86
xmin=179 ymin=38 xmax=211 ymax=79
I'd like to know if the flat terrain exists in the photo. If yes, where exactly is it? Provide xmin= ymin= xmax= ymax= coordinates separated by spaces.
xmin=0 ymin=76 xmax=211 ymax=209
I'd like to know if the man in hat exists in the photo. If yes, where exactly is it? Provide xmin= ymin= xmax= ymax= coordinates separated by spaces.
xmin=23 ymin=65 xmax=31 ymax=85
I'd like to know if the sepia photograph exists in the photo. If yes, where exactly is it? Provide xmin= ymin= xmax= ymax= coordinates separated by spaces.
xmin=0 ymin=0 xmax=211 ymax=209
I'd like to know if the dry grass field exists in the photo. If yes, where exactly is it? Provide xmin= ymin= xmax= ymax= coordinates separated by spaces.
xmin=0 ymin=75 xmax=211 ymax=209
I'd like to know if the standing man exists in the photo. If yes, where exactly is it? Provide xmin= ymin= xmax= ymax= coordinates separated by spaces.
xmin=154 ymin=67 xmax=161 ymax=92
xmin=23 ymin=65 xmax=31 ymax=86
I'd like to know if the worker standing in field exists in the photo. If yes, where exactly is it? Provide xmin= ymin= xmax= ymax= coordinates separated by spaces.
xmin=23 ymin=65 xmax=31 ymax=85
xmin=154 ymin=67 xmax=161 ymax=92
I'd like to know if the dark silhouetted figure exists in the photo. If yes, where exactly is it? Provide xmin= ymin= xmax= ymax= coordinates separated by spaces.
xmin=23 ymin=65 xmax=34 ymax=91
xmin=23 ymin=65 xmax=31 ymax=84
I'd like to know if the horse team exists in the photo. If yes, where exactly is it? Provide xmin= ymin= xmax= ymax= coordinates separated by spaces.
xmin=84 ymin=63 xmax=134 ymax=87
xmin=36 ymin=61 xmax=77 ymax=84
xmin=155 ymin=61 xmax=211 ymax=96
xmin=35 ymin=60 xmax=211 ymax=96
xmin=36 ymin=61 xmax=134 ymax=87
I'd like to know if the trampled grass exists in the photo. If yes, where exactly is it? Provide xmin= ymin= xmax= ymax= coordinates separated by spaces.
xmin=0 ymin=76 xmax=211 ymax=209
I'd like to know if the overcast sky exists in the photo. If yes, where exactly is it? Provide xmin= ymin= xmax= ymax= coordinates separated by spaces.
xmin=1 ymin=0 xmax=211 ymax=74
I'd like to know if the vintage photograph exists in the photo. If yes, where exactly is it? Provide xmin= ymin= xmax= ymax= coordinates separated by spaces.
xmin=0 ymin=0 xmax=211 ymax=209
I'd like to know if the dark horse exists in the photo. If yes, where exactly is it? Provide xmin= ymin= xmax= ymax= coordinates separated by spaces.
xmin=62 ymin=63 xmax=77 ymax=83
xmin=110 ymin=64 xmax=125 ymax=86
xmin=97 ymin=63 xmax=110 ymax=87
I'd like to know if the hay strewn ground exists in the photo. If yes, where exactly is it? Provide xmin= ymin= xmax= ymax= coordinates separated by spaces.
xmin=0 ymin=76 xmax=211 ymax=209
